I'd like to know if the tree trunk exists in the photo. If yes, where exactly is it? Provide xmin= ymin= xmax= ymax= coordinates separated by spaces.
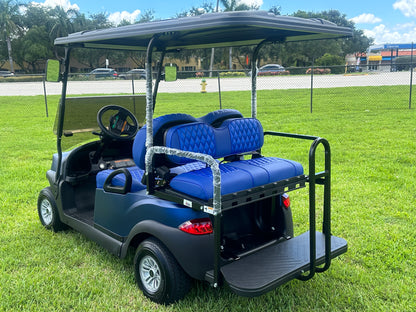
xmin=229 ymin=47 xmax=232 ymax=70
xmin=209 ymin=47 xmax=215 ymax=77
xmin=6 ymin=36 xmax=14 ymax=73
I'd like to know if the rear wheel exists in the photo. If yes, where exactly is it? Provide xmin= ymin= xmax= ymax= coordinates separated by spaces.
xmin=134 ymin=237 xmax=191 ymax=304
xmin=37 ymin=187 xmax=66 ymax=232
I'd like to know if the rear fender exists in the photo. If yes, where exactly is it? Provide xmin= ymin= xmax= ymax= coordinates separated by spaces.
xmin=122 ymin=220 xmax=214 ymax=280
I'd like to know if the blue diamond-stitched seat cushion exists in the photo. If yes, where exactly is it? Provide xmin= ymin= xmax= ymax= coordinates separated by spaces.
xmin=170 ymin=161 xmax=208 ymax=175
xmin=226 ymin=157 xmax=304 ymax=184
xmin=96 ymin=162 xmax=209 ymax=193
xmin=96 ymin=166 xmax=146 ymax=192
xmin=170 ymin=163 xmax=254 ymax=200
xmin=170 ymin=157 xmax=304 ymax=201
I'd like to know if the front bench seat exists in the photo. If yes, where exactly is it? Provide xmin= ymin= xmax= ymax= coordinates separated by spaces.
xmin=97 ymin=113 xmax=198 ymax=193
xmin=96 ymin=166 xmax=146 ymax=192
xmin=96 ymin=110 xmax=234 ymax=193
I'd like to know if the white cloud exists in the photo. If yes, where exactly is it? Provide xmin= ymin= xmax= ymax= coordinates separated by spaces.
xmin=363 ymin=22 xmax=416 ymax=43
xmin=108 ymin=10 xmax=141 ymax=25
xmin=393 ymin=0 xmax=416 ymax=17
xmin=355 ymin=2 xmax=416 ymax=44
xmin=350 ymin=13 xmax=382 ymax=24
xmin=238 ymin=0 xmax=263 ymax=8
xmin=31 ymin=0 xmax=79 ymax=11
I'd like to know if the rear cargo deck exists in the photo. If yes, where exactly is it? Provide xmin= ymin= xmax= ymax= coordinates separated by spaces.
xmin=209 ymin=231 xmax=347 ymax=297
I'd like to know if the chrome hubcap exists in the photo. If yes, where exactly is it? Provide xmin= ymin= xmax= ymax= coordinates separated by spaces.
xmin=139 ymin=255 xmax=161 ymax=293
xmin=40 ymin=199 xmax=53 ymax=225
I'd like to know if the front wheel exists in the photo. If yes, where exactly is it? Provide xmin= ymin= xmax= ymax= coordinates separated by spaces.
xmin=134 ymin=237 xmax=191 ymax=304
xmin=37 ymin=187 xmax=66 ymax=232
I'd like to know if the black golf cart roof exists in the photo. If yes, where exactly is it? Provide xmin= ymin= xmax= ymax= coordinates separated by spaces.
xmin=54 ymin=11 xmax=352 ymax=51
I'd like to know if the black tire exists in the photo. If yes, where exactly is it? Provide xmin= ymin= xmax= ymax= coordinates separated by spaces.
xmin=37 ymin=187 xmax=67 ymax=232
xmin=134 ymin=237 xmax=191 ymax=304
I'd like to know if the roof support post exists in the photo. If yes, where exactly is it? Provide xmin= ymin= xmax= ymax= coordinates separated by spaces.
xmin=251 ymin=40 xmax=267 ymax=119
xmin=145 ymin=37 xmax=157 ymax=152
xmin=55 ymin=47 xmax=71 ymax=184
xmin=153 ymin=51 xmax=166 ymax=110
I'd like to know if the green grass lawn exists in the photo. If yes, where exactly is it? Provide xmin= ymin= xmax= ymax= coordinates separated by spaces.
xmin=0 ymin=86 xmax=415 ymax=311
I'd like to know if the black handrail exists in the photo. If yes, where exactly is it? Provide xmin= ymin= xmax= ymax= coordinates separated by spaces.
xmin=264 ymin=131 xmax=332 ymax=280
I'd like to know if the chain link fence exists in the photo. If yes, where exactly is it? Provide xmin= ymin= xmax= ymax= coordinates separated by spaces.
xmin=152 ymin=63 xmax=415 ymax=113
xmin=2 ymin=63 xmax=414 ymax=114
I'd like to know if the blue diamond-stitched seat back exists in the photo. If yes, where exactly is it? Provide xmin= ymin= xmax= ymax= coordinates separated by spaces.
xmin=164 ymin=118 xmax=264 ymax=164
xmin=132 ymin=113 xmax=197 ymax=169
xmin=226 ymin=118 xmax=264 ymax=154
xmin=165 ymin=122 xmax=217 ymax=164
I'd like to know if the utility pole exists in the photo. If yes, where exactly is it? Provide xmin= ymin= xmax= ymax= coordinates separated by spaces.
xmin=209 ymin=0 xmax=220 ymax=77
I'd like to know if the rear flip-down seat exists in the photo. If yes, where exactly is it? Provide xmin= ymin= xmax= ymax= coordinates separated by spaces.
xmin=163 ymin=118 xmax=304 ymax=201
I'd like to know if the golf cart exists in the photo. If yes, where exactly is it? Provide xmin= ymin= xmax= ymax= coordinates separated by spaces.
xmin=39 ymin=11 xmax=351 ymax=304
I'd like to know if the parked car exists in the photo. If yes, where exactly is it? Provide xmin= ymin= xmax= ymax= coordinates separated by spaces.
xmin=0 ymin=70 xmax=14 ymax=77
xmin=248 ymin=64 xmax=286 ymax=77
xmin=258 ymin=64 xmax=285 ymax=75
xmin=87 ymin=68 xmax=118 ymax=79
xmin=119 ymin=69 xmax=146 ymax=80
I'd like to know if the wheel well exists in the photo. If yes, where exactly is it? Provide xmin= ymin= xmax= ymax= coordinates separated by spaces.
xmin=128 ymin=232 xmax=152 ymax=250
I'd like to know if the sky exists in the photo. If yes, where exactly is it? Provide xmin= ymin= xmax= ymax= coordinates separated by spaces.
xmin=29 ymin=0 xmax=416 ymax=44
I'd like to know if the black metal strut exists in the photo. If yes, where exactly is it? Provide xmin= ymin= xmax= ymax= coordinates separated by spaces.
xmin=263 ymin=132 xmax=332 ymax=280
xmin=55 ymin=47 xmax=71 ymax=185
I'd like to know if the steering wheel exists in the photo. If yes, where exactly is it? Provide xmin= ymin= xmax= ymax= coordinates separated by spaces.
xmin=97 ymin=105 xmax=138 ymax=141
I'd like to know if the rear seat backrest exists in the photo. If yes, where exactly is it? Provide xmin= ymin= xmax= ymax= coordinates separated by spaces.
xmin=164 ymin=118 xmax=264 ymax=165
xmin=223 ymin=118 xmax=264 ymax=154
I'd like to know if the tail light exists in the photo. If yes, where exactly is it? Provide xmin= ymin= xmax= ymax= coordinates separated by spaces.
xmin=179 ymin=218 xmax=213 ymax=235
xmin=282 ymin=193 xmax=290 ymax=209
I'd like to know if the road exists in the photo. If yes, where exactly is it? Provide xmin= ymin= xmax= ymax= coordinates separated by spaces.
xmin=0 ymin=71 xmax=413 ymax=96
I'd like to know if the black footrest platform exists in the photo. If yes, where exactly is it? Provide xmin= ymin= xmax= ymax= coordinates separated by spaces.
xmin=220 ymin=231 xmax=347 ymax=297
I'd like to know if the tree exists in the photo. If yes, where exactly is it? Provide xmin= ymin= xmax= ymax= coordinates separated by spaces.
xmin=268 ymin=5 xmax=281 ymax=16
xmin=70 ymin=12 xmax=115 ymax=71
xmin=14 ymin=25 xmax=53 ymax=72
xmin=0 ymin=3 xmax=374 ymax=75
xmin=291 ymin=10 xmax=372 ymax=58
xmin=258 ymin=10 xmax=373 ymax=68
xmin=343 ymin=28 xmax=373 ymax=60
xmin=220 ymin=0 xmax=259 ymax=70
xmin=22 ymin=3 xmax=52 ymax=29
xmin=220 ymin=0 xmax=257 ymax=11
xmin=0 ymin=0 xmax=22 ymax=72
xmin=172 ymin=3 xmax=217 ymax=72
xmin=49 ymin=6 xmax=80 ymax=56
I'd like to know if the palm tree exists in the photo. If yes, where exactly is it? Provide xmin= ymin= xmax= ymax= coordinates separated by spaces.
xmin=220 ymin=0 xmax=254 ymax=70
xmin=0 ymin=0 xmax=21 ymax=73
xmin=48 ymin=6 xmax=81 ymax=58
xmin=49 ymin=6 xmax=78 ymax=39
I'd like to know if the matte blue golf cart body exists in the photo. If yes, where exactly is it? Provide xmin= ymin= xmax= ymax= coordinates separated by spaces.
xmin=38 ymin=11 xmax=351 ymax=304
